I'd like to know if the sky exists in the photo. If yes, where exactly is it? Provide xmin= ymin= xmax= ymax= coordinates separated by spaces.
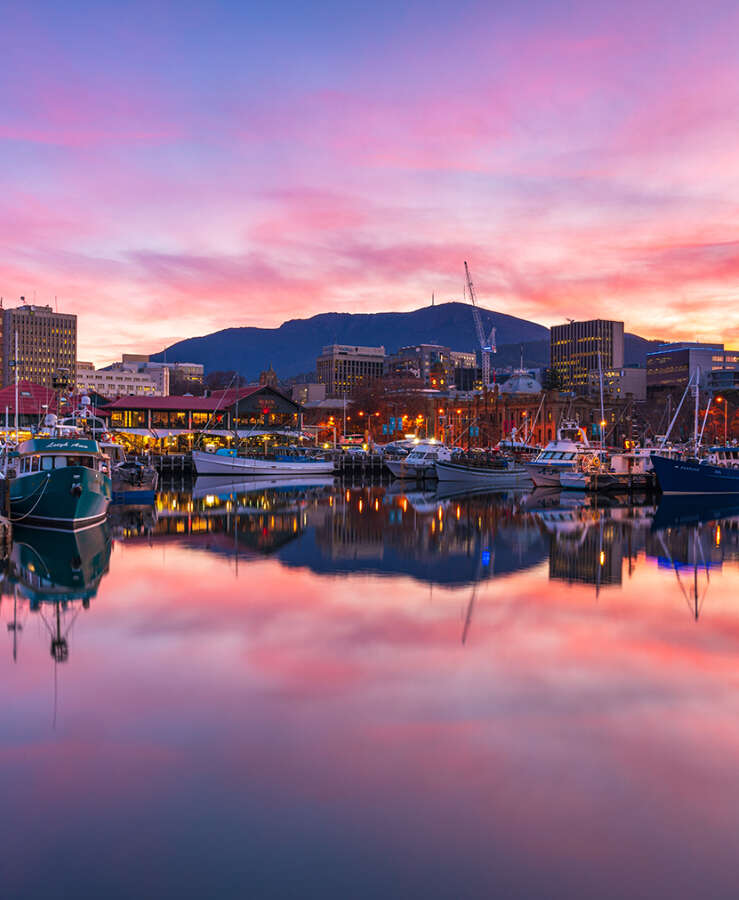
xmin=3 ymin=0 xmax=739 ymax=366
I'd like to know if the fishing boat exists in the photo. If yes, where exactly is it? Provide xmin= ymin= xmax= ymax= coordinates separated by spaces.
xmin=192 ymin=446 xmax=335 ymax=476
xmin=523 ymin=420 xmax=592 ymax=487
xmin=434 ymin=456 xmax=531 ymax=486
xmin=384 ymin=442 xmax=451 ymax=479
xmin=651 ymin=449 xmax=739 ymax=495
xmin=7 ymin=437 xmax=112 ymax=530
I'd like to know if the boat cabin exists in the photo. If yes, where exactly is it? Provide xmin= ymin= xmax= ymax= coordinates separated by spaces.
xmin=12 ymin=438 xmax=108 ymax=478
xmin=707 ymin=446 xmax=739 ymax=468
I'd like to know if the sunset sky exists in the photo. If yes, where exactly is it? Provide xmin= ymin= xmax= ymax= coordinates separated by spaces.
xmin=3 ymin=0 xmax=739 ymax=365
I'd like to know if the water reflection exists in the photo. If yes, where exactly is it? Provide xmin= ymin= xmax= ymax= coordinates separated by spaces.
xmin=3 ymin=523 xmax=111 ymax=660
xmin=3 ymin=482 xmax=739 ymax=898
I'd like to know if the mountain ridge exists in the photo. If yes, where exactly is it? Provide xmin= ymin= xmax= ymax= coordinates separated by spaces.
xmin=151 ymin=302 xmax=660 ymax=378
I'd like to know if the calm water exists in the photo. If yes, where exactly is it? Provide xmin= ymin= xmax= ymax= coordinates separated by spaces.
xmin=3 ymin=478 xmax=739 ymax=899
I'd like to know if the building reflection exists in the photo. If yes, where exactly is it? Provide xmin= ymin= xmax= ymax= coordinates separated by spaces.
xmin=111 ymin=481 xmax=739 ymax=611
xmin=537 ymin=503 xmax=655 ymax=589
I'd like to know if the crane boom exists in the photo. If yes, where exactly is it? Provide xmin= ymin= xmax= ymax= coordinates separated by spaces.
xmin=464 ymin=261 xmax=495 ymax=388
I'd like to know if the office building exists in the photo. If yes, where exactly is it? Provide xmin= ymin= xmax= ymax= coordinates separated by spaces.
xmin=385 ymin=345 xmax=477 ymax=390
xmin=550 ymin=319 xmax=624 ymax=391
xmin=585 ymin=366 xmax=647 ymax=400
xmin=120 ymin=355 xmax=203 ymax=393
xmin=76 ymin=362 xmax=164 ymax=398
xmin=646 ymin=343 xmax=739 ymax=391
xmin=2 ymin=302 xmax=77 ymax=389
xmin=316 ymin=344 xmax=385 ymax=397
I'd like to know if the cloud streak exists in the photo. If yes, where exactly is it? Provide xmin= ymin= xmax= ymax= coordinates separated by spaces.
xmin=2 ymin=0 xmax=739 ymax=363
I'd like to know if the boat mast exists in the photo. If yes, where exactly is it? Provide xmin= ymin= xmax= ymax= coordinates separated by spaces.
xmin=598 ymin=350 xmax=605 ymax=451
xmin=693 ymin=365 xmax=700 ymax=456
xmin=14 ymin=330 xmax=18 ymax=445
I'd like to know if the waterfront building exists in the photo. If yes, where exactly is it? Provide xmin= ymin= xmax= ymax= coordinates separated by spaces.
xmin=316 ymin=344 xmax=385 ymax=397
xmin=647 ymin=342 xmax=739 ymax=392
xmin=1 ymin=301 xmax=76 ymax=389
xmin=550 ymin=319 xmax=624 ymax=391
xmin=0 ymin=380 xmax=60 ymax=429
xmin=77 ymin=362 xmax=163 ymax=398
xmin=104 ymin=385 xmax=303 ymax=451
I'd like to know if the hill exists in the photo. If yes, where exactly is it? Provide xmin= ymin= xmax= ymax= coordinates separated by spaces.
xmin=152 ymin=303 xmax=659 ymax=378
xmin=152 ymin=302 xmax=549 ymax=378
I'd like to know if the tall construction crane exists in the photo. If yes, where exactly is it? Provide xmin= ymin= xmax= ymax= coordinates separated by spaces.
xmin=464 ymin=261 xmax=496 ymax=389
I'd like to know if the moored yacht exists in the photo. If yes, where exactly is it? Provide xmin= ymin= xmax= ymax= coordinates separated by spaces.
xmin=192 ymin=444 xmax=335 ymax=476
xmin=434 ymin=455 xmax=530 ymax=486
xmin=523 ymin=420 xmax=592 ymax=487
xmin=384 ymin=442 xmax=452 ymax=479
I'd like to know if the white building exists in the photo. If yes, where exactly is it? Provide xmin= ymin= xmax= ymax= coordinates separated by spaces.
xmin=316 ymin=345 xmax=386 ymax=397
xmin=76 ymin=362 xmax=165 ymax=398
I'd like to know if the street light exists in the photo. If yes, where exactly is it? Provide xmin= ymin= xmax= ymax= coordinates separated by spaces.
xmin=716 ymin=396 xmax=728 ymax=444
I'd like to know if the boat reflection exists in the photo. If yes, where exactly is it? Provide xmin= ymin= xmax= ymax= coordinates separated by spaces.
xmin=3 ymin=523 xmax=112 ymax=664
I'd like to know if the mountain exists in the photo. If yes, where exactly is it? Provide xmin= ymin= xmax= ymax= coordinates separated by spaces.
xmin=152 ymin=302 xmax=659 ymax=378
xmin=152 ymin=302 xmax=549 ymax=378
xmin=624 ymin=334 xmax=662 ymax=366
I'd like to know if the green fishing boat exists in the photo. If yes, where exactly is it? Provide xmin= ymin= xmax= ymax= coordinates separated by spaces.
xmin=8 ymin=437 xmax=112 ymax=530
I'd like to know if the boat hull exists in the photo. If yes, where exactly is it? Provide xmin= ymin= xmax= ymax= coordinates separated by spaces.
xmin=10 ymin=466 xmax=112 ymax=530
xmin=651 ymin=454 xmax=739 ymax=495
xmin=434 ymin=460 xmax=531 ymax=486
xmin=523 ymin=462 xmax=574 ymax=487
xmin=385 ymin=459 xmax=436 ymax=479
xmin=192 ymin=449 xmax=335 ymax=476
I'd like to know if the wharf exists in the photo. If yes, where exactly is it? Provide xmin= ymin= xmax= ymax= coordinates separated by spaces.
xmin=137 ymin=451 xmax=389 ymax=481
xmin=578 ymin=471 xmax=659 ymax=493
xmin=136 ymin=453 xmax=194 ymax=477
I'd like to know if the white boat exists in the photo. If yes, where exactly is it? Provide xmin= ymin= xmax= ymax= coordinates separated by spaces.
xmin=192 ymin=474 xmax=335 ymax=499
xmin=559 ymin=470 xmax=588 ymax=490
xmin=523 ymin=420 xmax=593 ymax=487
xmin=192 ymin=448 xmax=335 ymax=476
xmin=434 ymin=457 xmax=531 ymax=486
xmin=384 ymin=442 xmax=451 ymax=479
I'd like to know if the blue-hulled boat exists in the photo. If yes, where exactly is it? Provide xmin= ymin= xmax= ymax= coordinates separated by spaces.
xmin=651 ymin=447 xmax=739 ymax=495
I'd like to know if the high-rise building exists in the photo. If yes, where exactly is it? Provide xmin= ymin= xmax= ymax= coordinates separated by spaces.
xmin=2 ymin=302 xmax=77 ymax=389
xmin=646 ymin=342 xmax=739 ymax=392
xmin=550 ymin=319 xmax=624 ymax=391
xmin=316 ymin=345 xmax=386 ymax=397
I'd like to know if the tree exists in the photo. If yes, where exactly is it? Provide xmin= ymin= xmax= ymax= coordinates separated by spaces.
xmin=203 ymin=370 xmax=247 ymax=392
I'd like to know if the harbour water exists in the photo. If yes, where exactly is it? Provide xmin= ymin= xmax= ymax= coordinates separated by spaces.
xmin=3 ymin=481 xmax=739 ymax=898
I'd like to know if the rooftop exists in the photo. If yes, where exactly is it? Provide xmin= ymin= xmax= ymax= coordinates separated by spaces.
xmin=102 ymin=384 xmax=300 ymax=411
